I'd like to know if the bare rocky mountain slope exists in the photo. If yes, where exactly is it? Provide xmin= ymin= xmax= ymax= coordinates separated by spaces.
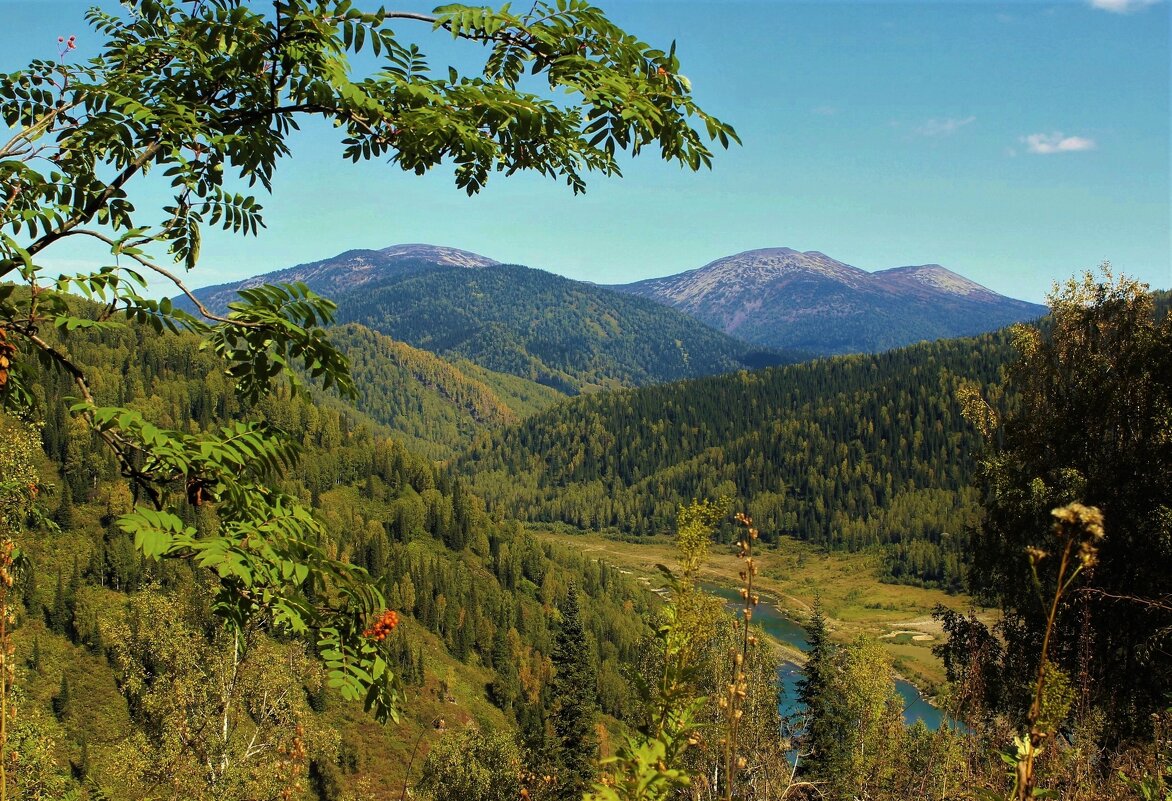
xmin=611 ymin=247 xmax=1046 ymax=354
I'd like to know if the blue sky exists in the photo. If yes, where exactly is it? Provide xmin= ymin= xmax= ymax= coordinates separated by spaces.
xmin=2 ymin=0 xmax=1169 ymax=302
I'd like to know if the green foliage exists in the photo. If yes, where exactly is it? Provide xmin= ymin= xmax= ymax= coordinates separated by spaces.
xmin=804 ymin=637 xmax=907 ymax=799
xmin=95 ymin=586 xmax=335 ymax=800
xmin=4 ymin=697 xmax=74 ymax=801
xmin=796 ymin=598 xmax=830 ymax=756
xmin=588 ymin=734 xmax=695 ymax=801
xmin=588 ymin=502 xmax=720 ymax=801
xmin=418 ymin=728 xmax=523 ymax=801
xmin=0 ymin=415 xmax=49 ymax=536
xmin=548 ymin=586 xmax=598 ymax=799
xmin=931 ymin=605 xmax=1005 ymax=723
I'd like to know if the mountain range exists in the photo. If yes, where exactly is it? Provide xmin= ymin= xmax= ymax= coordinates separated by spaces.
xmin=183 ymin=245 xmax=790 ymax=394
xmin=183 ymin=243 xmax=1045 ymax=391
xmin=609 ymin=247 xmax=1048 ymax=354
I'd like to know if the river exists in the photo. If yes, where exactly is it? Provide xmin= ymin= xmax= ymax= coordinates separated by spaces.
xmin=701 ymin=583 xmax=945 ymax=729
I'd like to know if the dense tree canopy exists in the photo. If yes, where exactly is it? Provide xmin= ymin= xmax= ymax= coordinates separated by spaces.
xmin=462 ymin=331 xmax=1011 ymax=589
xmin=2 ymin=308 xmax=662 ymax=796
xmin=967 ymin=271 xmax=1172 ymax=741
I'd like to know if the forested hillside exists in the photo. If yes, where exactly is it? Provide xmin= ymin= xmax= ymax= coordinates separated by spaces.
xmin=325 ymin=262 xmax=790 ymax=393
xmin=7 ymin=278 xmax=1168 ymax=801
xmin=326 ymin=324 xmax=564 ymax=459
xmin=4 ymin=315 xmax=660 ymax=796
xmin=461 ymin=331 xmax=1015 ymax=590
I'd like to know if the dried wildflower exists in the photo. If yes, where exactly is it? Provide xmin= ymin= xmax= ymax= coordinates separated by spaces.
xmin=1076 ymin=542 xmax=1097 ymax=568
xmin=1051 ymin=502 xmax=1105 ymax=569
xmin=1051 ymin=502 xmax=1105 ymax=541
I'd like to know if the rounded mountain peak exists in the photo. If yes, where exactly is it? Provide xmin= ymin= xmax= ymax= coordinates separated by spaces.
xmin=873 ymin=263 xmax=998 ymax=299
xmin=376 ymin=243 xmax=499 ymax=268
xmin=678 ymin=248 xmax=870 ymax=292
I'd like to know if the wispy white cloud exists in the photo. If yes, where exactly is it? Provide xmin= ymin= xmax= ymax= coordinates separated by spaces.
xmin=1089 ymin=0 xmax=1161 ymax=13
xmin=913 ymin=116 xmax=976 ymax=137
xmin=811 ymin=105 xmax=838 ymax=117
xmin=1023 ymin=132 xmax=1097 ymax=154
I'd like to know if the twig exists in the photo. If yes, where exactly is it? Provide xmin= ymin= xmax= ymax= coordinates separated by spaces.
xmin=53 ymin=228 xmax=260 ymax=327
xmin=20 ymin=140 xmax=164 ymax=265
xmin=399 ymin=717 xmax=442 ymax=801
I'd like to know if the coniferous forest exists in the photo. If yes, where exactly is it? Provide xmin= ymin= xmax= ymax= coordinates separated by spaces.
xmin=460 ymin=330 xmax=1015 ymax=592
xmin=1 ymin=3 xmax=1170 ymax=801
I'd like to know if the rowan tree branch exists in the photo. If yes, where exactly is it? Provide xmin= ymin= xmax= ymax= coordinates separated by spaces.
xmin=54 ymin=228 xmax=261 ymax=327
xmin=20 ymin=139 xmax=164 ymax=263
xmin=384 ymin=10 xmax=530 ymax=48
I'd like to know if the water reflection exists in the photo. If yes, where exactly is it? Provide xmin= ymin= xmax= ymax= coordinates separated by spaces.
xmin=700 ymin=582 xmax=944 ymax=729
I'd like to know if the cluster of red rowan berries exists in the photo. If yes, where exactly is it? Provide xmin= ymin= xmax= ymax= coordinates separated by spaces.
xmin=363 ymin=609 xmax=399 ymax=641
xmin=0 ymin=327 xmax=13 ymax=389
xmin=57 ymin=35 xmax=77 ymax=51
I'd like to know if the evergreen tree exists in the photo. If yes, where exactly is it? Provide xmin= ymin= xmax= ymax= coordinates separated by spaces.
xmin=27 ymin=635 xmax=42 ymax=673
xmin=489 ymin=624 xmax=519 ymax=712
xmin=53 ymin=482 xmax=74 ymax=530
xmin=52 ymin=675 xmax=71 ymax=721
xmin=47 ymin=569 xmax=72 ymax=637
xmin=797 ymin=598 xmax=829 ymax=709
xmin=804 ymin=638 xmax=906 ymax=797
xmin=548 ymin=586 xmax=597 ymax=800
xmin=797 ymin=598 xmax=834 ymax=771
xmin=72 ymin=737 xmax=91 ymax=782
